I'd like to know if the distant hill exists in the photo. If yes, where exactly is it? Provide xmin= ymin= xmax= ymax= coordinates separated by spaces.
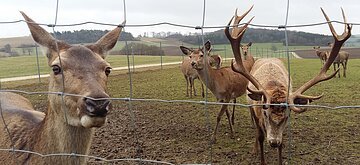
xmin=0 ymin=36 xmax=34 ymax=47
xmin=52 ymin=30 xmax=137 ymax=44
xmin=166 ymin=28 xmax=334 ymax=46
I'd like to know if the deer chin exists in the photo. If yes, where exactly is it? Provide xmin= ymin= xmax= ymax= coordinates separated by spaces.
xmin=80 ymin=115 xmax=107 ymax=128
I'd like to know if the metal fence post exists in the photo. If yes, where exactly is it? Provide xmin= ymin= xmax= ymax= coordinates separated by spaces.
xmin=35 ymin=44 xmax=41 ymax=83
xmin=160 ymin=41 xmax=163 ymax=69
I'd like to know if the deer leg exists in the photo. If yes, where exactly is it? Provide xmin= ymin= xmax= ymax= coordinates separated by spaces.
xmin=224 ymin=103 xmax=234 ymax=139
xmin=249 ymin=107 xmax=256 ymax=128
xmin=213 ymin=102 xmax=227 ymax=143
xmin=342 ymin=62 xmax=346 ymax=78
xmin=185 ymin=76 xmax=189 ymax=97
xmin=200 ymin=79 xmax=205 ymax=98
xmin=333 ymin=63 xmax=337 ymax=78
xmin=231 ymin=99 xmax=236 ymax=125
xmin=258 ymin=127 xmax=266 ymax=165
xmin=278 ymin=144 xmax=283 ymax=165
xmin=337 ymin=63 xmax=341 ymax=78
xmin=191 ymin=78 xmax=196 ymax=96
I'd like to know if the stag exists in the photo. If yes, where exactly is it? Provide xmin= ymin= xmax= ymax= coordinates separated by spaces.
xmin=0 ymin=12 xmax=123 ymax=164
xmin=180 ymin=7 xmax=255 ymax=143
xmin=327 ymin=42 xmax=350 ymax=78
xmin=226 ymin=8 xmax=351 ymax=165
xmin=313 ymin=46 xmax=329 ymax=65
xmin=181 ymin=51 xmax=222 ymax=98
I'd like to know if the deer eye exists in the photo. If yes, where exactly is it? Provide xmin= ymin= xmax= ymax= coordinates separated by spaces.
xmin=52 ymin=65 xmax=62 ymax=75
xmin=105 ymin=67 xmax=112 ymax=76
xmin=200 ymin=55 xmax=204 ymax=57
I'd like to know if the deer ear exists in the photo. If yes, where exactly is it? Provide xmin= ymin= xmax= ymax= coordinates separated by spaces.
xmin=20 ymin=11 xmax=70 ymax=64
xmin=180 ymin=46 xmax=192 ymax=55
xmin=87 ymin=23 xmax=124 ymax=59
xmin=203 ymin=40 xmax=212 ymax=52
xmin=294 ymin=98 xmax=316 ymax=105
xmin=248 ymin=93 xmax=263 ymax=101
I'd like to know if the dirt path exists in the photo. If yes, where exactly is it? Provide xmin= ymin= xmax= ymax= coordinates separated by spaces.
xmin=0 ymin=62 xmax=182 ymax=83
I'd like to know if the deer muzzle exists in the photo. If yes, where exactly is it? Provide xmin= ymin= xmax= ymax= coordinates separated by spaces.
xmin=84 ymin=97 xmax=110 ymax=117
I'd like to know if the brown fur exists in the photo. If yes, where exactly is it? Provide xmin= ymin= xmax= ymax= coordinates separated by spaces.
xmin=181 ymin=54 xmax=204 ymax=98
xmin=181 ymin=41 xmax=254 ymax=142
xmin=333 ymin=50 xmax=349 ymax=78
xmin=313 ymin=46 xmax=328 ymax=65
xmin=0 ymin=12 xmax=122 ymax=164
xmin=180 ymin=50 xmax=222 ymax=98
xmin=228 ymin=8 xmax=351 ymax=165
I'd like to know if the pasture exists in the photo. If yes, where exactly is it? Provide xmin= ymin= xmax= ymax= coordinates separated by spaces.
xmin=1 ymin=58 xmax=359 ymax=164
xmin=0 ymin=42 xmax=315 ymax=79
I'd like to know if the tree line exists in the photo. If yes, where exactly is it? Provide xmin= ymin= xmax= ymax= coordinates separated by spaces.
xmin=52 ymin=30 xmax=137 ymax=44
xmin=166 ymin=28 xmax=333 ymax=46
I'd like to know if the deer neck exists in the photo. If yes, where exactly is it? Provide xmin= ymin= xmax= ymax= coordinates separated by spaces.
xmin=196 ymin=63 xmax=216 ymax=90
xmin=32 ymin=101 xmax=93 ymax=164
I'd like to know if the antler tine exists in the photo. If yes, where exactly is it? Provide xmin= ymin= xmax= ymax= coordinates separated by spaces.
xmin=289 ymin=8 xmax=351 ymax=113
xmin=226 ymin=7 xmax=271 ymax=109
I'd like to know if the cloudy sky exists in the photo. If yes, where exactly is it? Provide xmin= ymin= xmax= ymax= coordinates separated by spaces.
xmin=0 ymin=0 xmax=359 ymax=38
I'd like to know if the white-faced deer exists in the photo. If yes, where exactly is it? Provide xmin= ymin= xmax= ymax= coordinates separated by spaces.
xmin=241 ymin=42 xmax=252 ymax=58
xmin=0 ymin=12 xmax=123 ymax=164
xmin=227 ymin=8 xmax=351 ymax=165
xmin=180 ymin=7 xmax=255 ymax=143
xmin=313 ymin=46 xmax=329 ymax=65
xmin=327 ymin=42 xmax=350 ymax=78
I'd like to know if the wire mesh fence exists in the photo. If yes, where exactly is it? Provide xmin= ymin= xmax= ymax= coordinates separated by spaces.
xmin=0 ymin=0 xmax=360 ymax=164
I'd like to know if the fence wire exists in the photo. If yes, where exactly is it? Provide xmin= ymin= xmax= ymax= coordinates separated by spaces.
xmin=0 ymin=0 xmax=359 ymax=164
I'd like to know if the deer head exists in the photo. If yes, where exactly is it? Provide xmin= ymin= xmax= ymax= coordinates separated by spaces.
xmin=21 ymin=11 xmax=123 ymax=128
xmin=240 ymin=42 xmax=252 ymax=56
xmin=180 ymin=41 xmax=213 ymax=70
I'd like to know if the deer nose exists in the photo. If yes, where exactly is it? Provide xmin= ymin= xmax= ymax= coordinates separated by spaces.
xmin=269 ymin=139 xmax=281 ymax=148
xmin=84 ymin=97 xmax=111 ymax=117
xmin=191 ymin=61 xmax=196 ymax=66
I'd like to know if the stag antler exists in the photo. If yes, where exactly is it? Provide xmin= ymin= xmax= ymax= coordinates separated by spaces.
xmin=288 ymin=8 xmax=352 ymax=113
xmin=226 ymin=6 xmax=272 ymax=108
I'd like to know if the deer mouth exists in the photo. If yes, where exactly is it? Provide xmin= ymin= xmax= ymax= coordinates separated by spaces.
xmin=84 ymin=98 xmax=110 ymax=117
xmin=79 ymin=98 xmax=110 ymax=127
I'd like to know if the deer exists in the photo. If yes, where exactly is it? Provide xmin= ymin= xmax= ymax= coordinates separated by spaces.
xmin=181 ymin=51 xmax=222 ymax=98
xmin=313 ymin=46 xmax=329 ymax=65
xmin=240 ymin=42 xmax=252 ymax=58
xmin=0 ymin=12 xmax=123 ymax=164
xmin=180 ymin=7 xmax=255 ymax=143
xmin=327 ymin=42 xmax=350 ymax=78
xmin=226 ymin=7 xmax=351 ymax=165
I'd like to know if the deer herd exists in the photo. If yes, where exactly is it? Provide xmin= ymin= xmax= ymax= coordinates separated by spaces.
xmin=0 ymin=5 xmax=353 ymax=165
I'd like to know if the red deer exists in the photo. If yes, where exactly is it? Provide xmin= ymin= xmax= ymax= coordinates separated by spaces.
xmin=313 ymin=46 xmax=329 ymax=65
xmin=0 ymin=12 xmax=123 ymax=164
xmin=180 ymin=7 xmax=255 ymax=143
xmin=181 ymin=52 xmax=222 ymax=98
xmin=226 ymin=8 xmax=351 ymax=165
xmin=327 ymin=42 xmax=350 ymax=78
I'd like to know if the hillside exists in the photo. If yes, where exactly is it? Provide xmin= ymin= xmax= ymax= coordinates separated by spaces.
xmin=166 ymin=27 xmax=334 ymax=46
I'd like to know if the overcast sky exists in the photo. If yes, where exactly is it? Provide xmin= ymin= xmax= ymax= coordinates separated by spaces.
xmin=0 ymin=0 xmax=359 ymax=38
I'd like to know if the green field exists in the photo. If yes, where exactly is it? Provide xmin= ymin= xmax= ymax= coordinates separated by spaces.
xmin=0 ymin=55 xmax=183 ymax=78
xmin=1 ymin=58 xmax=359 ymax=164
xmin=1 ymin=41 xmax=314 ymax=79
xmin=212 ymin=43 xmax=313 ymax=59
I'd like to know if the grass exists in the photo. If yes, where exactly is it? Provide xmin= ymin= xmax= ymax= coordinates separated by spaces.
xmin=1 ymin=58 xmax=359 ymax=164
xmin=0 ymin=54 xmax=182 ymax=78
xmin=212 ymin=43 xmax=313 ymax=59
